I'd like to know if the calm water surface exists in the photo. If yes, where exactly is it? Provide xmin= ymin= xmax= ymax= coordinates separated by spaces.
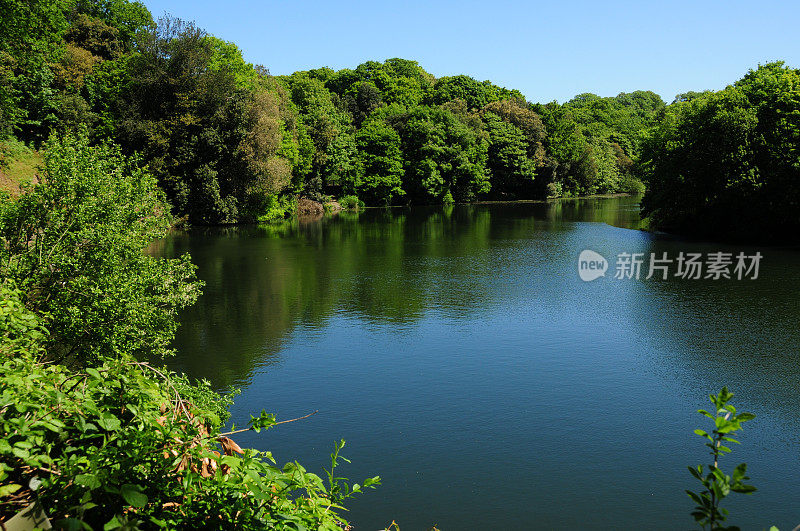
xmin=160 ymin=196 xmax=800 ymax=530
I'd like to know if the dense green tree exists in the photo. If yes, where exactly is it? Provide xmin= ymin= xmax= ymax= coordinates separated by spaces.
xmin=641 ymin=62 xmax=800 ymax=241
xmin=483 ymin=99 xmax=545 ymax=160
xmin=324 ymin=129 xmax=361 ymax=194
xmin=116 ymin=16 xmax=297 ymax=222
xmin=534 ymin=102 xmax=584 ymax=164
xmin=326 ymin=58 xmax=433 ymax=112
xmin=564 ymin=90 xmax=664 ymax=159
xmin=206 ymin=36 xmax=259 ymax=89
xmin=0 ymin=0 xmax=71 ymax=141
xmin=0 ymin=132 xmax=201 ymax=364
xmin=430 ymin=75 xmax=524 ymax=110
xmin=484 ymin=113 xmax=537 ymax=198
xmin=0 ymin=0 xmax=151 ymax=142
xmin=81 ymin=53 xmax=130 ymax=137
xmin=72 ymin=0 xmax=154 ymax=49
xmin=379 ymin=58 xmax=433 ymax=107
xmin=282 ymin=73 xmax=358 ymax=197
xmin=0 ymin=51 xmax=17 ymax=138
xmin=531 ymin=90 xmax=660 ymax=196
xmin=63 ymin=13 xmax=123 ymax=60
xmin=343 ymin=80 xmax=384 ymax=126
xmin=672 ymin=90 xmax=712 ymax=103
xmin=355 ymin=118 xmax=405 ymax=204
xmin=398 ymin=105 xmax=489 ymax=203
xmin=324 ymin=67 xmax=359 ymax=96
xmin=49 ymin=15 xmax=122 ymax=133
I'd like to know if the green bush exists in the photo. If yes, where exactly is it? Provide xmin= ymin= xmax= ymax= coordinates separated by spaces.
xmin=0 ymin=351 xmax=378 ymax=529
xmin=257 ymin=194 xmax=296 ymax=223
xmin=0 ymin=284 xmax=47 ymax=358
xmin=545 ymin=181 xmax=563 ymax=198
xmin=338 ymin=194 xmax=364 ymax=211
xmin=619 ymin=174 xmax=645 ymax=194
xmin=0 ymin=131 xmax=202 ymax=365
xmin=687 ymin=388 xmax=756 ymax=529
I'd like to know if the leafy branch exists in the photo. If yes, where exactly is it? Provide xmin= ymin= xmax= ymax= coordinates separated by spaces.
xmin=219 ymin=409 xmax=319 ymax=438
xmin=687 ymin=387 xmax=756 ymax=530
xmin=324 ymin=439 xmax=380 ymax=505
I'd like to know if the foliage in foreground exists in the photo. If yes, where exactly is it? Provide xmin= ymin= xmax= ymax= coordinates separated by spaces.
xmin=0 ymin=132 xmax=378 ymax=529
xmin=0 ymin=348 xmax=378 ymax=529
xmin=687 ymin=387 xmax=756 ymax=530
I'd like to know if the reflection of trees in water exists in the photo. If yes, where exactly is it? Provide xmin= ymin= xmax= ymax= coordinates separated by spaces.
xmin=162 ymin=197 xmax=643 ymax=389
xmin=164 ymin=232 xmax=296 ymax=390
xmin=543 ymin=195 xmax=643 ymax=228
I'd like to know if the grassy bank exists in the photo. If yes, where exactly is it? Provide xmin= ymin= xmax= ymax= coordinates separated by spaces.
xmin=0 ymin=139 xmax=41 ymax=196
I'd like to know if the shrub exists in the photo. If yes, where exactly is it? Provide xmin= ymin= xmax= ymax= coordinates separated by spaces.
xmin=545 ymin=181 xmax=563 ymax=198
xmin=0 ymin=352 xmax=379 ymax=529
xmin=687 ymin=387 xmax=756 ymax=529
xmin=257 ymin=193 xmax=296 ymax=223
xmin=339 ymin=194 xmax=364 ymax=210
xmin=0 ymin=131 xmax=202 ymax=365
xmin=619 ymin=175 xmax=645 ymax=194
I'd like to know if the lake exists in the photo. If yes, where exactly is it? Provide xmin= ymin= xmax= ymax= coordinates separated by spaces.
xmin=160 ymin=196 xmax=800 ymax=529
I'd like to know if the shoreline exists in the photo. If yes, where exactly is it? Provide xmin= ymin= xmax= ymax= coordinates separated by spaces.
xmin=173 ymin=193 xmax=642 ymax=229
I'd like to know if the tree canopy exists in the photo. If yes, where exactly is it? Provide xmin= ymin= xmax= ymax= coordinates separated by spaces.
xmin=1 ymin=0 xmax=663 ymax=220
xmin=640 ymin=62 xmax=800 ymax=241
xmin=7 ymin=0 xmax=793 ymax=242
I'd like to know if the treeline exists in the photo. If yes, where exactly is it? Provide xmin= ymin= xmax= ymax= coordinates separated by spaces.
xmin=4 ymin=0 xmax=794 ymax=239
xmin=1 ymin=0 xmax=663 ymax=223
xmin=640 ymin=61 xmax=800 ymax=241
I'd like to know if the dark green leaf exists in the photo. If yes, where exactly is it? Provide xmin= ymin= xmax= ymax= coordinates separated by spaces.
xmin=120 ymin=483 xmax=148 ymax=508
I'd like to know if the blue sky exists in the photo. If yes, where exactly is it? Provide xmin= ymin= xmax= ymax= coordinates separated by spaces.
xmin=139 ymin=0 xmax=800 ymax=104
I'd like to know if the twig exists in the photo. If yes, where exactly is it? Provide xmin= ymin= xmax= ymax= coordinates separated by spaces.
xmin=129 ymin=361 xmax=192 ymax=422
xmin=218 ymin=410 xmax=319 ymax=438
xmin=154 ymin=410 xmax=320 ymax=457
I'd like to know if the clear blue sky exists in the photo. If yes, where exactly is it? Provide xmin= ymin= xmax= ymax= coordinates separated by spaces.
xmin=139 ymin=0 xmax=799 ymax=103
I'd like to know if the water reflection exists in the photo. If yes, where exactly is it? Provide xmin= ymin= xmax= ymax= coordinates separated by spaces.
xmin=165 ymin=197 xmax=640 ymax=389
xmin=160 ymin=195 xmax=800 ymax=529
